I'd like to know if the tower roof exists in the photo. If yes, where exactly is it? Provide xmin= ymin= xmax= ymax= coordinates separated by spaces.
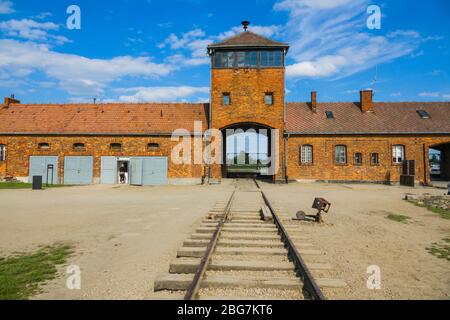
xmin=207 ymin=31 xmax=289 ymax=52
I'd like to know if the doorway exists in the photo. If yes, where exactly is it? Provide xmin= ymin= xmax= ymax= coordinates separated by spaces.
xmin=117 ymin=160 xmax=129 ymax=185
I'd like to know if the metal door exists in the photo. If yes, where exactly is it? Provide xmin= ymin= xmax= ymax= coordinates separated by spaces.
xmin=29 ymin=156 xmax=59 ymax=184
xmin=130 ymin=158 xmax=143 ymax=186
xmin=100 ymin=156 xmax=117 ymax=184
xmin=142 ymin=157 xmax=168 ymax=185
xmin=64 ymin=156 xmax=93 ymax=185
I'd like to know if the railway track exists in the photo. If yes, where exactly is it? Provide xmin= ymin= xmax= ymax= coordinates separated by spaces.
xmin=154 ymin=179 xmax=342 ymax=300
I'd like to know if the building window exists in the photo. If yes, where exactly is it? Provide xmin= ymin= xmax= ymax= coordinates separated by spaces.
xmin=214 ymin=51 xmax=234 ymax=68
xmin=371 ymin=153 xmax=379 ymax=165
xmin=354 ymin=153 xmax=362 ymax=166
xmin=265 ymin=93 xmax=274 ymax=105
xmin=110 ymin=143 xmax=122 ymax=151
xmin=38 ymin=143 xmax=50 ymax=151
xmin=148 ymin=143 xmax=160 ymax=150
xmin=260 ymin=50 xmax=283 ymax=67
xmin=392 ymin=145 xmax=405 ymax=164
xmin=73 ymin=143 xmax=85 ymax=151
xmin=300 ymin=145 xmax=313 ymax=165
xmin=213 ymin=50 xmax=284 ymax=69
xmin=0 ymin=145 xmax=6 ymax=161
xmin=223 ymin=93 xmax=231 ymax=105
xmin=335 ymin=145 xmax=347 ymax=164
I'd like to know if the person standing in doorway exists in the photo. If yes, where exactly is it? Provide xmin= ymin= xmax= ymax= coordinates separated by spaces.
xmin=119 ymin=163 xmax=127 ymax=184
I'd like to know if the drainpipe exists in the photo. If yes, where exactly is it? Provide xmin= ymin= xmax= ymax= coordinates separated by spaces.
xmin=422 ymin=144 xmax=428 ymax=186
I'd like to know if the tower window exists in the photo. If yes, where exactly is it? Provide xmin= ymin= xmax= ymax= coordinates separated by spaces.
xmin=214 ymin=51 xmax=234 ymax=68
xmin=260 ymin=50 xmax=283 ymax=67
xmin=223 ymin=93 xmax=231 ymax=105
xmin=265 ymin=93 xmax=274 ymax=105
xmin=0 ymin=145 xmax=6 ymax=161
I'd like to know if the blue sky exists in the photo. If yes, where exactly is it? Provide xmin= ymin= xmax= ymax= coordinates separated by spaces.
xmin=0 ymin=0 xmax=449 ymax=104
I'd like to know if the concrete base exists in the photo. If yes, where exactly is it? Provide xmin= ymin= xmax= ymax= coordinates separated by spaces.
xmin=168 ymin=178 xmax=202 ymax=186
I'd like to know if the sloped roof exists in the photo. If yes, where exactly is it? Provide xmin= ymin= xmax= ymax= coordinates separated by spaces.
xmin=0 ymin=103 xmax=209 ymax=135
xmin=286 ymin=102 xmax=450 ymax=134
xmin=208 ymin=31 xmax=289 ymax=50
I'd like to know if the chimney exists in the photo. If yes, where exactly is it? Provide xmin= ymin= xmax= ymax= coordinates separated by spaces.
xmin=3 ymin=95 xmax=20 ymax=108
xmin=360 ymin=90 xmax=373 ymax=112
xmin=310 ymin=91 xmax=317 ymax=113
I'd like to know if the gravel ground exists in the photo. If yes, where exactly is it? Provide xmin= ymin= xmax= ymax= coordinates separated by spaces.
xmin=262 ymin=181 xmax=450 ymax=300
xmin=198 ymin=287 xmax=304 ymax=300
xmin=206 ymin=270 xmax=296 ymax=278
xmin=0 ymin=182 xmax=234 ymax=300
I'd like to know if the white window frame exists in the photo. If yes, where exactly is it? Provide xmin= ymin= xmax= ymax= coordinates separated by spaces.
xmin=300 ymin=145 xmax=313 ymax=164
xmin=0 ymin=144 xmax=6 ymax=161
xmin=392 ymin=145 xmax=405 ymax=164
xmin=335 ymin=145 xmax=347 ymax=164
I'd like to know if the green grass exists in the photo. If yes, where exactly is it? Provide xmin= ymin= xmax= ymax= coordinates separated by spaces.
xmin=0 ymin=182 xmax=70 ymax=190
xmin=409 ymin=201 xmax=450 ymax=220
xmin=386 ymin=213 xmax=411 ymax=223
xmin=426 ymin=238 xmax=450 ymax=261
xmin=0 ymin=244 xmax=74 ymax=300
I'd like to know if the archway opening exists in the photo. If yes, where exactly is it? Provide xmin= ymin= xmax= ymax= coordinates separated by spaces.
xmin=221 ymin=123 xmax=273 ymax=180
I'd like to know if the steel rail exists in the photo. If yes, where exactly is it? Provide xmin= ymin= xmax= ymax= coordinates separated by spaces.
xmin=255 ymin=179 xmax=325 ymax=300
xmin=184 ymin=188 xmax=236 ymax=300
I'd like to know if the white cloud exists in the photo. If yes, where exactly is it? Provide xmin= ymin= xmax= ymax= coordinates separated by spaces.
xmin=0 ymin=19 xmax=70 ymax=44
xmin=419 ymin=92 xmax=441 ymax=98
xmin=419 ymin=92 xmax=450 ymax=100
xmin=275 ymin=0 xmax=421 ymax=79
xmin=275 ymin=0 xmax=353 ymax=11
xmin=159 ymin=24 xmax=282 ymax=66
xmin=390 ymin=92 xmax=402 ymax=97
xmin=0 ymin=0 xmax=14 ymax=14
xmin=0 ymin=39 xmax=175 ymax=96
xmin=114 ymin=86 xmax=210 ymax=102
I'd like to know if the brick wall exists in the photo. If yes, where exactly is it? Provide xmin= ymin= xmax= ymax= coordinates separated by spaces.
xmin=210 ymin=68 xmax=285 ymax=181
xmin=286 ymin=135 xmax=450 ymax=184
xmin=0 ymin=135 xmax=204 ymax=182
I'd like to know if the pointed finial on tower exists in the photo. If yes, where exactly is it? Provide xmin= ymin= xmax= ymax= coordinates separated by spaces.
xmin=241 ymin=21 xmax=250 ymax=31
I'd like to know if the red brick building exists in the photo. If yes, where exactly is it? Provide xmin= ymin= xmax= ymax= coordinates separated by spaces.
xmin=0 ymin=29 xmax=449 ymax=185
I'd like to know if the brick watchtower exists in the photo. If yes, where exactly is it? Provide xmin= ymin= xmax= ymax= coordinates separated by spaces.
xmin=207 ymin=22 xmax=289 ymax=182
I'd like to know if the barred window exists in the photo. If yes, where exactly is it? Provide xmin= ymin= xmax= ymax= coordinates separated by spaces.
xmin=300 ymin=145 xmax=313 ymax=164
xmin=335 ymin=145 xmax=347 ymax=164
xmin=0 ymin=145 xmax=6 ymax=161
xmin=392 ymin=145 xmax=405 ymax=164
